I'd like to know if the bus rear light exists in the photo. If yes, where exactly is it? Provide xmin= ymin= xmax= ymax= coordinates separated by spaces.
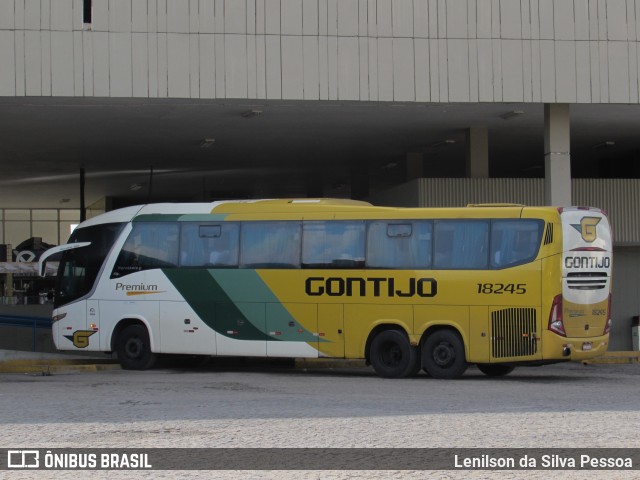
xmin=603 ymin=294 xmax=612 ymax=335
xmin=52 ymin=313 xmax=67 ymax=323
xmin=548 ymin=294 xmax=566 ymax=337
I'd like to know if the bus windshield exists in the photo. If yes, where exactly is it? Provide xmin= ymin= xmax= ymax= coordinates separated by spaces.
xmin=54 ymin=223 xmax=125 ymax=308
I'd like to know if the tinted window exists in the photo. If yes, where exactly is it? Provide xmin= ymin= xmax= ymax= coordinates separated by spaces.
xmin=55 ymin=223 xmax=125 ymax=307
xmin=240 ymin=222 xmax=301 ymax=268
xmin=367 ymin=221 xmax=432 ymax=269
xmin=180 ymin=223 xmax=239 ymax=267
xmin=491 ymin=220 xmax=543 ymax=268
xmin=434 ymin=220 xmax=489 ymax=269
xmin=111 ymin=222 xmax=179 ymax=277
xmin=302 ymin=221 xmax=366 ymax=268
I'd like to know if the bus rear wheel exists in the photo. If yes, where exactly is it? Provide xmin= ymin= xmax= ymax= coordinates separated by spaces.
xmin=116 ymin=325 xmax=157 ymax=370
xmin=422 ymin=330 xmax=467 ymax=379
xmin=369 ymin=330 xmax=420 ymax=379
xmin=477 ymin=364 xmax=515 ymax=377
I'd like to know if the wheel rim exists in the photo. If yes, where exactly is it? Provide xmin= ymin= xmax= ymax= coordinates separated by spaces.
xmin=380 ymin=341 xmax=402 ymax=367
xmin=125 ymin=337 xmax=144 ymax=359
xmin=432 ymin=342 xmax=455 ymax=367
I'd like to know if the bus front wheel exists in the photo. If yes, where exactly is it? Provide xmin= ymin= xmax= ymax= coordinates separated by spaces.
xmin=369 ymin=330 xmax=420 ymax=379
xmin=422 ymin=330 xmax=468 ymax=379
xmin=477 ymin=364 xmax=515 ymax=377
xmin=116 ymin=324 xmax=157 ymax=370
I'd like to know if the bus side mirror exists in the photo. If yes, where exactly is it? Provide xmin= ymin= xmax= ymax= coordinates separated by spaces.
xmin=38 ymin=258 xmax=47 ymax=277
xmin=38 ymin=248 xmax=56 ymax=277
xmin=38 ymin=242 xmax=92 ymax=277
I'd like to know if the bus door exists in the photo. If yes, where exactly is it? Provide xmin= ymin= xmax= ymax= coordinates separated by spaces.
xmin=86 ymin=299 xmax=100 ymax=348
xmin=317 ymin=304 xmax=344 ymax=358
xmin=55 ymin=299 xmax=94 ymax=351
xmin=468 ymin=306 xmax=489 ymax=361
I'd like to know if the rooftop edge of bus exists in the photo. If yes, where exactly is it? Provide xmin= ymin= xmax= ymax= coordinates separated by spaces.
xmin=72 ymin=200 xmax=610 ymax=231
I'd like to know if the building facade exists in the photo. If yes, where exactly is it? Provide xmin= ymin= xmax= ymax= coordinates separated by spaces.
xmin=1 ymin=0 xmax=639 ymax=350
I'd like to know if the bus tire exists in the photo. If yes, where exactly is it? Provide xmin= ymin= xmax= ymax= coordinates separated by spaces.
xmin=477 ymin=364 xmax=515 ymax=377
xmin=422 ymin=330 xmax=467 ymax=379
xmin=369 ymin=330 xmax=419 ymax=379
xmin=116 ymin=324 xmax=157 ymax=370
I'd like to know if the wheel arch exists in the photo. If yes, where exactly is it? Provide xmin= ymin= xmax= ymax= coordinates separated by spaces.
xmin=110 ymin=317 xmax=154 ymax=353
xmin=364 ymin=322 xmax=410 ymax=363
xmin=420 ymin=323 xmax=468 ymax=356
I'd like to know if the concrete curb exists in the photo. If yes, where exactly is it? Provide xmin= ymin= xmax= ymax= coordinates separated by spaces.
xmin=583 ymin=351 xmax=640 ymax=365
xmin=297 ymin=353 xmax=640 ymax=369
xmin=0 ymin=357 xmax=120 ymax=374
xmin=1 ymin=351 xmax=636 ymax=374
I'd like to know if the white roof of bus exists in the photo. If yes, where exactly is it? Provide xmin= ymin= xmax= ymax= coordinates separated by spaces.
xmin=76 ymin=200 xmax=274 ymax=228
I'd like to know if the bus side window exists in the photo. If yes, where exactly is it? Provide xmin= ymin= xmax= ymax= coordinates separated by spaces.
xmin=240 ymin=222 xmax=301 ymax=268
xmin=111 ymin=222 xmax=179 ymax=278
xmin=434 ymin=220 xmax=489 ymax=269
xmin=180 ymin=223 xmax=239 ymax=268
xmin=302 ymin=221 xmax=365 ymax=268
xmin=366 ymin=221 xmax=432 ymax=269
xmin=491 ymin=220 xmax=543 ymax=269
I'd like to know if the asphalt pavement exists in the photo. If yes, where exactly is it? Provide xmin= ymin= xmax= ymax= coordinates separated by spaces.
xmin=1 ymin=361 xmax=639 ymax=479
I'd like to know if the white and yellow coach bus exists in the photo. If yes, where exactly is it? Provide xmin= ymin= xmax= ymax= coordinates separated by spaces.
xmin=39 ymin=199 xmax=612 ymax=379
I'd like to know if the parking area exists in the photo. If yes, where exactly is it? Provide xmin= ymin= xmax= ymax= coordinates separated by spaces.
xmin=1 ymin=361 xmax=639 ymax=479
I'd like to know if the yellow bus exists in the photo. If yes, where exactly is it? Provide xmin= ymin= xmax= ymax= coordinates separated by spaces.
xmin=39 ymin=199 xmax=612 ymax=378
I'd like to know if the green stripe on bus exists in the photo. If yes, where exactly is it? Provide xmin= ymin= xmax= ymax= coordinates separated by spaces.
xmin=211 ymin=270 xmax=319 ymax=343
xmin=163 ymin=269 xmax=320 ymax=343
xmin=162 ymin=269 xmax=271 ymax=341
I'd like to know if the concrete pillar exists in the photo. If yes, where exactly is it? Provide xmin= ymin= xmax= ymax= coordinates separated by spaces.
xmin=465 ymin=127 xmax=489 ymax=178
xmin=406 ymin=152 xmax=424 ymax=181
xmin=544 ymin=104 xmax=572 ymax=206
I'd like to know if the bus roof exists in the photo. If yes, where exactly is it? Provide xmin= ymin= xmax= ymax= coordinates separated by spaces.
xmin=75 ymin=199 xmax=567 ymax=228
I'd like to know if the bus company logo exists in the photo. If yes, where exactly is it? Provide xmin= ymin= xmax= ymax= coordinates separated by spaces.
xmin=305 ymin=276 xmax=438 ymax=298
xmin=63 ymin=330 xmax=96 ymax=348
xmin=571 ymin=217 xmax=601 ymax=243
xmin=7 ymin=450 xmax=39 ymax=468
xmin=115 ymin=282 xmax=164 ymax=296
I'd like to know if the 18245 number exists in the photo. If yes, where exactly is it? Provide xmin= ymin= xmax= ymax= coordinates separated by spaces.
xmin=477 ymin=283 xmax=527 ymax=294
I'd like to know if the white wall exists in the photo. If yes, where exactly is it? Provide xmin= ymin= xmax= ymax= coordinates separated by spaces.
xmin=1 ymin=0 xmax=640 ymax=102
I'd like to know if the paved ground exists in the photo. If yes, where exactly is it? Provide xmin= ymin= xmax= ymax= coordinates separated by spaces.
xmin=1 ymin=360 xmax=639 ymax=479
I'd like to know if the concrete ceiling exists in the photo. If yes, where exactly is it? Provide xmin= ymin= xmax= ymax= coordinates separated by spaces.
xmin=0 ymin=97 xmax=638 ymax=209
